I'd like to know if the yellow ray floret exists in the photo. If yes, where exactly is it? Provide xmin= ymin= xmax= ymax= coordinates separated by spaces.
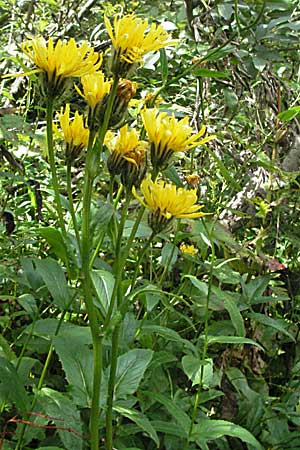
xmin=53 ymin=104 xmax=89 ymax=148
xmin=104 ymin=14 xmax=177 ymax=64
xmin=142 ymin=108 xmax=215 ymax=153
xmin=22 ymin=37 xmax=102 ymax=80
xmin=105 ymin=125 xmax=147 ymax=166
xmin=75 ymin=72 xmax=112 ymax=110
xmin=132 ymin=175 xmax=207 ymax=220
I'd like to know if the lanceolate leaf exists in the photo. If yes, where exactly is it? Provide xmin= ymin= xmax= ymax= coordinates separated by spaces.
xmin=34 ymin=257 xmax=71 ymax=310
xmin=113 ymin=349 xmax=153 ymax=400
xmin=37 ymin=388 xmax=83 ymax=450
xmin=144 ymin=391 xmax=191 ymax=436
xmin=202 ymin=335 xmax=264 ymax=351
xmin=113 ymin=405 xmax=159 ymax=446
xmin=223 ymin=296 xmax=246 ymax=337
xmin=191 ymin=419 xmax=264 ymax=449
xmin=0 ymin=356 xmax=29 ymax=411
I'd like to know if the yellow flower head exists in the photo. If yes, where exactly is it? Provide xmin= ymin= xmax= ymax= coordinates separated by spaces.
xmin=22 ymin=37 xmax=102 ymax=97
xmin=133 ymin=175 xmax=206 ymax=232
xmin=53 ymin=104 xmax=89 ymax=163
xmin=75 ymin=71 xmax=112 ymax=110
xmin=141 ymin=108 xmax=215 ymax=170
xmin=104 ymin=14 xmax=177 ymax=75
xmin=105 ymin=125 xmax=146 ymax=165
xmin=180 ymin=243 xmax=197 ymax=256
xmin=106 ymin=125 xmax=147 ymax=187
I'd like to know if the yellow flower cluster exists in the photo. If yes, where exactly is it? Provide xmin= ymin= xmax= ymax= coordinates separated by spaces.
xmin=18 ymin=14 xmax=214 ymax=226
xmin=180 ymin=243 xmax=197 ymax=256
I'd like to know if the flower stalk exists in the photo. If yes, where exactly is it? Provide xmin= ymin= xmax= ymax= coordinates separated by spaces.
xmin=46 ymin=99 xmax=67 ymax=239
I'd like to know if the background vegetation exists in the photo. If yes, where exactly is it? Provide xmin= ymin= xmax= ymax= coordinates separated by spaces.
xmin=0 ymin=0 xmax=300 ymax=449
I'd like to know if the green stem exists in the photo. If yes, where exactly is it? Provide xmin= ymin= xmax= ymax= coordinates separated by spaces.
xmin=105 ymin=324 xmax=120 ymax=450
xmin=103 ymin=205 xmax=145 ymax=330
xmin=105 ymin=204 xmax=146 ymax=449
xmin=81 ymin=126 xmax=103 ymax=450
xmin=158 ymin=222 xmax=179 ymax=287
xmin=104 ymin=194 xmax=131 ymax=449
xmin=95 ymin=76 xmax=119 ymax=156
xmin=66 ymin=162 xmax=81 ymax=249
xmin=81 ymin=76 xmax=119 ymax=449
xmin=46 ymin=100 xmax=67 ymax=239
xmin=129 ymin=232 xmax=155 ymax=293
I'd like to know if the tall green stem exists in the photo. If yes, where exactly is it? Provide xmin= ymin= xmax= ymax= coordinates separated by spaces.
xmin=81 ymin=126 xmax=103 ymax=450
xmin=105 ymin=324 xmax=120 ymax=450
xmin=81 ymin=77 xmax=120 ymax=450
xmin=105 ymin=202 xmax=146 ymax=450
xmin=95 ymin=76 xmax=119 ymax=155
xmin=66 ymin=162 xmax=81 ymax=248
xmin=46 ymin=100 xmax=67 ymax=239
xmin=103 ymin=205 xmax=145 ymax=330
xmin=105 ymin=194 xmax=131 ymax=450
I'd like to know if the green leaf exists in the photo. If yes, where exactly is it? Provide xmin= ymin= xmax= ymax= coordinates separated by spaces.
xmin=204 ymin=335 xmax=264 ymax=351
xmin=0 ymin=334 xmax=15 ymax=361
xmin=252 ymin=54 xmax=267 ymax=71
xmin=248 ymin=312 xmax=295 ymax=341
xmin=37 ymin=447 xmax=65 ymax=450
xmin=218 ymin=3 xmax=233 ymax=20
xmin=223 ymin=296 xmax=246 ymax=337
xmin=37 ymin=227 xmax=68 ymax=264
xmin=163 ymin=165 xmax=184 ymax=187
xmin=37 ymin=388 xmax=83 ymax=450
xmin=160 ymin=48 xmax=168 ymax=84
xmin=191 ymin=419 xmax=264 ymax=449
xmin=205 ymin=145 xmax=241 ymax=190
xmin=151 ymin=420 xmax=187 ymax=438
xmin=182 ymin=356 xmax=213 ymax=388
xmin=90 ymin=269 xmax=115 ymax=316
xmin=16 ymin=357 xmax=42 ymax=386
xmin=145 ymin=391 xmax=190 ymax=435
xmin=193 ymin=68 xmax=230 ymax=79
xmin=53 ymin=327 xmax=93 ymax=407
xmin=0 ymin=356 xmax=29 ymax=411
xmin=18 ymin=293 xmax=38 ymax=318
xmin=123 ymin=220 xmax=152 ymax=238
xmin=226 ymin=367 xmax=260 ymax=401
xmin=34 ymin=257 xmax=71 ymax=310
xmin=114 ymin=405 xmax=159 ymax=446
xmin=206 ymin=45 xmax=235 ymax=62
xmin=113 ymin=349 xmax=153 ymax=400
xmin=140 ymin=324 xmax=197 ymax=354
xmin=20 ymin=257 xmax=44 ymax=291
xmin=161 ymin=243 xmax=178 ymax=272
xmin=277 ymin=106 xmax=300 ymax=122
